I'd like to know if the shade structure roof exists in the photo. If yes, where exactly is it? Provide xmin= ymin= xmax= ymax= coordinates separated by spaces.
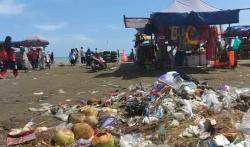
xmin=123 ymin=15 xmax=150 ymax=29
xmin=224 ymin=26 xmax=250 ymax=37
xmin=162 ymin=0 xmax=219 ymax=13
xmin=150 ymin=0 xmax=240 ymax=27
xmin=151 ymin=10 xmax=240 ymax=27
xmin=21 ymin=36 xmax=49 ymax=47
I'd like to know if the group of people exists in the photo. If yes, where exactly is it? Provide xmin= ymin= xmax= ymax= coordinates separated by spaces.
xmin=25 ymin=47 xmax=54 ymax=70
xmin=69 ymin=47 xmax=94 ymax=66
xmin=0 ymin=36 xmax=54 ymax=79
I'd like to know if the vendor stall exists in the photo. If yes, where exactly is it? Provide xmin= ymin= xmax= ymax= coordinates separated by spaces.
xmin=124 ymin=0 xmax=244 ymax=68
xmin=224 ymin=26 xmax=250 ymax=59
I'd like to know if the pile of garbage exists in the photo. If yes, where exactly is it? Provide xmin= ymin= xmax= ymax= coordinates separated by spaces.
xmin=5 ymin=71 xmax=250 ymax=147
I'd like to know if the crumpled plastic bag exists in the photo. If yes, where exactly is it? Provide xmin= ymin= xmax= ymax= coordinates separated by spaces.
xmin=155 ymin=105 xmax=164 ymax=119
xmin=179 ymin=125 xmax=200 ymax=138
xmin=240 ymin=109 xmax=250 ymax=136
xmin=157 ymin=71 xmax=184 ymax=90
xmin=178 ymin=82 xmax=197 ymax=95
xmin=214 ymin=134 xmax=230 ymax=146
xmin=181 ymin=100 xmax=193 ymax=117
xmin=120 ymin=134 xmax=153 ymax=147
xmin=201 ymin=90 xmax=219 ymax=108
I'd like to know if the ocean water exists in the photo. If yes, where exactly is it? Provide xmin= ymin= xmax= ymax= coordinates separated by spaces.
xmin=55 ymin=57 xmax=69 ymax=64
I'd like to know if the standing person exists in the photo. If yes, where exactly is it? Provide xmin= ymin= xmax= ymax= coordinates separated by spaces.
xmin=38 ymin=48 xmax=46 ymax=70
xmin=0 ymin=45 xmax=8 ymax=79
xmin=50 ymin=52 xmax=54 ymax=64
xmin=74 ymin=48 xmax=79 ymax=64
xmin=29 ymin=48 xmax=38 ymax=69
xmin=69 ymin=49 xmax=76 ymax=66
xmin=167 ymin=44 xmax=177 ymax=70
xmin=85 ymin=48 xmax=92 ymax=66
xmin=20 ymin=47 xmax=30 ymax=72
xmin=45 ymin=52 xmax=51 ymax=69
xmin=3 ymin=36 xmax=18 ymax=78
xmin=80 ymin=47 xmax=86 ymax=64
xmin=130 ymin=48 xmax=135 ymax=61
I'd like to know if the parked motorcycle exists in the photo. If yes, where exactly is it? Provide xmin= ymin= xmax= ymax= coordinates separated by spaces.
xmin=91 ymin=55 xmax=107 ymax=72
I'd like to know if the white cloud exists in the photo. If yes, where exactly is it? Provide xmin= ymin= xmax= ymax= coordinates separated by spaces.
xmin=40 ymin=34 xmax=94 ymax=46
xmin=34 ymin=22 xmax=67 ymax=31
xmin=0 ymin=0 xmax=25 ymax=15
xmin=74 ymin=34 xmax=94 ymax=43
xmin=106 ymin=24 xmax=120 ymax=31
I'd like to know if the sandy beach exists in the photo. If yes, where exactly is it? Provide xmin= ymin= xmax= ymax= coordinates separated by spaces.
xmin=1 ymin=61 xmax=250 ymax=145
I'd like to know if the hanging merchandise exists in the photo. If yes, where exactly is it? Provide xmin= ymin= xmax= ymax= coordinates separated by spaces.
xmin=185 ymin=26 xmax=200 ymax=45
xmin=205 ymin=27 xmax=219 ymax=60
xmin=232 ymin=36 xmax=241 ymax=51
xmin=171 ymin=27 xmax=179 ymax=41
xmin=200 ymin=26 xmax=209 ymax=40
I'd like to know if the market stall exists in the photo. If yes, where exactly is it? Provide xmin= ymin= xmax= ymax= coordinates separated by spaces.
xmin=149 ymin=0 xmax=239 ymax=67
xmin=124 ymin=0 xmax=242 ymax=68
xmin=224 ymin=26 xmax=250 ymax=59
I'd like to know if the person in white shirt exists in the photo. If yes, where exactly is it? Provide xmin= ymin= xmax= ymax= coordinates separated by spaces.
xmin=80 ymin=47 xmax=86 ymax=64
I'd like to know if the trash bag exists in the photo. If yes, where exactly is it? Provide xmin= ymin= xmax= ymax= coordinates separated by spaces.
xmin=178 ymin=82 xmax=197 ymax=96
xmin=178 ymin=71 xmax=199 ymax=85
xmin=201 ymin=90 xmax=219 ymax=108
xmin=125 ymin=98 xmax=147 ymax=117
xmin=155 ymin=105 xmax=164 ymax=119
xmin=181 ymin=100 xmax=193 ymax=117
xmin=157 ymin=71 xmax=184 ymax=90
xmin=239 ymin=110 xmax=250 ymax=145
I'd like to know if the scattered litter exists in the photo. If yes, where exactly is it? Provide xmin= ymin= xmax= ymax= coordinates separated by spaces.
xmin=214 ymin=134 xmax=230 ymax=146
xmin=59 ymin=89 xmax=66 ymax=94
xmin=77 ymin=91 xmax=86 ymax=95
xmin=33 ymin=92 xmax=44 ymax=96
xmin=90 ymin=90 xmax=99 ymax=94
xmin=7 ymin=71 xmax=250 ymax=146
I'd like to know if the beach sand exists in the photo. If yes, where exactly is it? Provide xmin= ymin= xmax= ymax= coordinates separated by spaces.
xmin=0 ymin=61 xmax=250 ymax=145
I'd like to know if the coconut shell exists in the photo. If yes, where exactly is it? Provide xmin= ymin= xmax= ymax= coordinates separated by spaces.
xmin=53 ymin=129 xmax=75 ymax=146
xmin=85 ymin=115 xmax=99 ymax=127
xmin=73 ymin=123 xmax=95 ymax=139
xmin=68 ymin=113 xmax=86 ymax=124
xmin=80 ymin=105 xmax=99 ymax=117
xmin=92 ymin=132 xmax=115 ymax=147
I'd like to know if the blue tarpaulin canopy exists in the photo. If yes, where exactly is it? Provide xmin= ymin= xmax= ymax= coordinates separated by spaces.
xmin=151 ymin=10 xmax=240 ymax=28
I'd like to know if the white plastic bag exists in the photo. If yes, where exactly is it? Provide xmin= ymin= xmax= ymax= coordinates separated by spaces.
xmin=240 ymin=109 xmax=250 ymax=135
xmin=201 ymin=90 xmax=219 ymax=108
xmin=181 ymin=100 xmax=193 ymax=117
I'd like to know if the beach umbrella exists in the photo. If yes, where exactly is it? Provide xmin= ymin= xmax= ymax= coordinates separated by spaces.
xmin=21 ymin=36 xmax=49 ymax=47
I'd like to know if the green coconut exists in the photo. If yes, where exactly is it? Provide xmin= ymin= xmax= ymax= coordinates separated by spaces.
xmin=92 ymin=132 xmax=115 ymax=147
xmin=53 ymin=129 xmax=75 ymax=146
xmin=73 ymin=123 xmax=95 ymax=140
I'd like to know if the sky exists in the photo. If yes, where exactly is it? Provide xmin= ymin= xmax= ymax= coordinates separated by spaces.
xmin=0 ymin=0 xmax=250 ymax=57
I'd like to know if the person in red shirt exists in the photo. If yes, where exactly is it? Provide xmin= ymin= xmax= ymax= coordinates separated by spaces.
xmin=2 ymin=36 xmax=18 ymax=78
xmin=29 ymin=48 xmax=39 ymax=69
xmin=0 ymin=45 xmax=8 ymax=78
